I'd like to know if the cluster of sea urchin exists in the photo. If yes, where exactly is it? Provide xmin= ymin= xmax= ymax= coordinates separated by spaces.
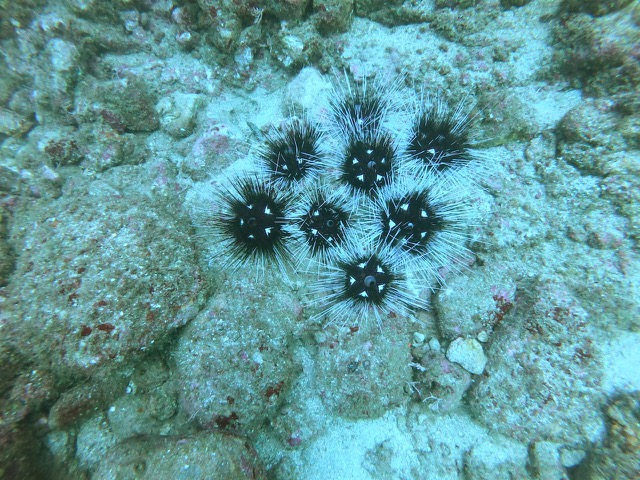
xmin=209 ymin=76 xmax=482 ymax=328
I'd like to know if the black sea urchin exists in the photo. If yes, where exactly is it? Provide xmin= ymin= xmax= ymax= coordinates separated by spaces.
xmin=260 ymin=117 xmax=324 ymax=188
xmin=406 ymin=97 xmax=475 ymax=173
xmin=379 ymin=189 xmax=447 ymax=255
xmin=327 ymin=74 xmax=401 ymax=137
xmin=294 ymin=186 xmax=352 ymax=265
xmin=339 ymin=128 xmax=397 ymax=198
xmin=368 ymin=175 xmax=474 ymax=284
xmin=309 ymin=234 xmax=428 ymax=327
xmin=214 ymin=177 xmax=295 ymax=273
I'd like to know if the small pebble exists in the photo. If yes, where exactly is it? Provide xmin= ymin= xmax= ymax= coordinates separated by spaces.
xmin=0 ymin=107 xmax=33 ymax=136
xmin=413 ymin=332 xmax=426 ymax=345
xmin=560 ymin=448 xmax=586 ymax=468
xmin=156 ymin=92 xmax=202 ymax=138
xmin=446 ymin=338 xmax=487 ymax=375
xmin=530 ymin=441 xmax=564 ymax=480
xmin=428 ymin=337 xmax=441 ymax=352
xmin=477 ymin=330 xmax=489 ymax=343
xmin=40 ymin=165 xmax=62 ymax=185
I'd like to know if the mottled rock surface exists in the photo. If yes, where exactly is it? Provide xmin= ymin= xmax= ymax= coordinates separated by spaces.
xmin=314 ymin=323 xmax=412 ymax=419
xmin=173 ymin=269 xmax=304 ymax=434
xmin=0 ymin=0 xmax=638 ymax=478
xmin=469 ymin=278 xmax=605 ymax=444
xmin=92 ymin=431 xmax=266 ymax=480
xmin=579 ymin=391 xmax=640 ymax=479
xmin=3 ymin=165 xmax=208 ymax=386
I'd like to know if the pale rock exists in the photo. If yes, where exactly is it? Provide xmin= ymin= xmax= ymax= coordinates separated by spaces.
xmin=446 ymin=338 xmax=487 ymax=375
xmin=284 ymin=67 xmax=331 ymax=118
xmin=156 ymin=92 xmax=202 ymax=138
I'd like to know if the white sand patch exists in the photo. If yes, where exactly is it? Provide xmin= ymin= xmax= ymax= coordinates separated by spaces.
xmin=298 ymin=409 xmax=528 ymax=480
xmin=602 ymin=332 xmax=640 ymax=394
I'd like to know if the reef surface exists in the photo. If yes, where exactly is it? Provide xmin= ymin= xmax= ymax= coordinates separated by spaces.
xmin=0 ymin=1 xmax=638 ymax=479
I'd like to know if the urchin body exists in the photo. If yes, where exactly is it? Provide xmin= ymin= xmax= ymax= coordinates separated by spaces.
xmin=379 ymin=188 xmax=446 ymax=254
xmin=338 ymin=128 xmax=398 ymax=198
xmin=293 ymin=185 xmax=353 ymax=266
